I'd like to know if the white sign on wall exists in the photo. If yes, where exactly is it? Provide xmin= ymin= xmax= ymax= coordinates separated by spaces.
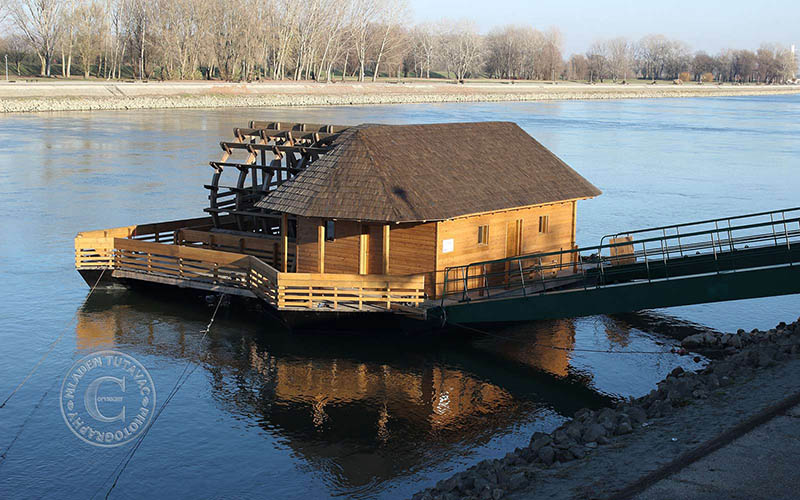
xmin=442 ymin=238 xmax=454 ymax=254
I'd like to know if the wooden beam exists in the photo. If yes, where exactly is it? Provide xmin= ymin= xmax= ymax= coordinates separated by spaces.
xmin=220 ymin=142 xmax=331 ymax=155
xmin=281 ymin=213 xmax=288 ymax=273
xmin=571 ymin=200 xmax=577 ymax=250
xmin=317 ymin=221 xmax=325 ymax=273
xmin=209 ymin=161 xmax=302 ymax=174
xmin=359 ymin=226 xmax=368 ymax=275
xmin=382 ymin=224 xmax=390 ymax=275
xmin=247 ymin=121 xmax=350 ymax=133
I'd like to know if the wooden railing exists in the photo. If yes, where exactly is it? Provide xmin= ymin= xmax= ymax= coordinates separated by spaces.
xmin=248 ymin=256 xmax=280 ymax=306
xmin=75 ymin=216 xmax=232 ymax=270
xmin=176 ymin=228 xmax=296 ymax=271
xmin=78 ymin=234 xmax=424 ymax=311
xmin=113 ymin=238 xmax=252 ymax=288
xmin=277 ymin=272 xmax=426 ymax=310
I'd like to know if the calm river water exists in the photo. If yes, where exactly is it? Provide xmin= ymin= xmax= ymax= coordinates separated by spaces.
xmin=1 ymin=95 xmax=799 ymax=499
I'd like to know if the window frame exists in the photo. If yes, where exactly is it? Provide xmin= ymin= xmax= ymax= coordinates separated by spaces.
xmin=324 ymin=220 xmax=335 ymax=241
xmin=538 ymin=215 xmax=549 ymax=234
xmin=477 ymin=224 xmax=489 ymax=246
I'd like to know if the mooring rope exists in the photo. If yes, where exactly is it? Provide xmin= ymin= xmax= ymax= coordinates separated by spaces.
xmin=98 ymin=293 xmax=225 ymax=500
xmin=0 ymin=387 xmax=51 ymax=465
xmin=0 ymin=268 xmax=108 ymax=410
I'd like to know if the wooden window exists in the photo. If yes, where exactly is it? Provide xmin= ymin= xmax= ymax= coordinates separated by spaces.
xmin=538 ymin=215 xmax=549 ymax=233
xmin=325 ymin=220 xmax=335 ymax=241
xmin=477 ymin=225 xmax=489 ymax=245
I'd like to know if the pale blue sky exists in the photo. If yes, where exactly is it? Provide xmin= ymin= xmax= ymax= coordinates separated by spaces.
xmin=409 ymin=0 xmax=799 ymax=55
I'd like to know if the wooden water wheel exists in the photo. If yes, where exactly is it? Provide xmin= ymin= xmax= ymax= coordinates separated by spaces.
xmin=204 ymin=121 xmax=349 ymax=234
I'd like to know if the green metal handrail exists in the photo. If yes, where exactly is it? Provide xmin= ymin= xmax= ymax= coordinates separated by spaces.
xmin=441 ymin=207 xmax=800 ymax=305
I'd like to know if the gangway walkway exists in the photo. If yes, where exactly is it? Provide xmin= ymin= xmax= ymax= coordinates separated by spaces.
xmin=437 ymin=207 xmax=800 ymax=325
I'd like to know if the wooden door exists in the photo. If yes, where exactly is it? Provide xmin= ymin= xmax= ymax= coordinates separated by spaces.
xmin=504 ymin=219 xmax=524 ymax=287
xmin=506 ymin=219 xmax=523 ymax=258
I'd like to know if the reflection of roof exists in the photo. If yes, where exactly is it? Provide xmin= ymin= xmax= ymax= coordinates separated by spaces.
xmin=255 ymin=122 xmax=601 ymax=222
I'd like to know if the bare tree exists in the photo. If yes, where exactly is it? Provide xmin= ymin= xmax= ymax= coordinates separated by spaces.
xmin=351 ymin=0 xmax=378 ymax=81
xmin=74 ymin=0 xmax=105 ymax=78
xmin=371 ymin=0 xmax=407 ymax=81
xmin=606 ymin=37 xmax=632 ymax=81
xmin=411 ymin=22 xmax=438 ymax=78
xmin=586 ymin=40 xmax=608 ymax=82
xmin=566 ymin=53 xmax=588 ymax=80
xmin=10 ymin=0 xmax=64 ymax=76
xmin=438 ymin=19 xmax=482 ymax=81
xmin=1 ymin=34 xmax=29 ymax=74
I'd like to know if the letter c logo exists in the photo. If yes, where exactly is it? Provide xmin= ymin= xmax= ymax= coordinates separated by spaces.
xmin=84 ymin=376 xmax=126 ymax=423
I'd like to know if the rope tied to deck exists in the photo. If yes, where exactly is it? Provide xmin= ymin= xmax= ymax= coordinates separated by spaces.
xmin=98 ymin=293 xmax=226 ymax=500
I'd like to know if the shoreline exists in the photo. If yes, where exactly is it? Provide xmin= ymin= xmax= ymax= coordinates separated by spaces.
xmin=412 ymin=320 xmax=800 ymax=500
xmin=0 ymin=81 xmax=798 ymax=113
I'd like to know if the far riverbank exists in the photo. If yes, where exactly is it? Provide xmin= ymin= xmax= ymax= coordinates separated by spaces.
xmin=1 ymin=80 xmax=798 ymax=113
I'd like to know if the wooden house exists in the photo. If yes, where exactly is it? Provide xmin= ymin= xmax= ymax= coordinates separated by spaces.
xmin=255 ymin=121 xmax=601 ymax=298
xmin=75 ymin=120 xmax=600 ymax=328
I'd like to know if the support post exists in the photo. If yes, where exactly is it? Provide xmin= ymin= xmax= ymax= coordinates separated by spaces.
xmin=382 ymin=224 xmax=390 ymax=275
xmin=359 ymin=226 xmax=368 ymax=275
xmin=281 ymin=213 xmax=288 ymax=272
xmin=317 ymin=221 xmax=325 ymax=273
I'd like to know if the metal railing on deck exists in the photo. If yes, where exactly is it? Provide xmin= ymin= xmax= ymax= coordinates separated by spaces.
xmin=441 ymin=207 xmax=800 ymax=303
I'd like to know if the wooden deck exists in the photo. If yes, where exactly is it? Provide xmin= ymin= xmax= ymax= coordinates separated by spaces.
xmin=75 ymin=217 xmax=427 ymax=315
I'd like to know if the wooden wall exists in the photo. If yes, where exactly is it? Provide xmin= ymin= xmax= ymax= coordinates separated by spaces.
xmin=295 ymin=216 xmax=318 ymax=273
xmin=435 ymin=201 xmax=576 ymax=296
xmin=296 ymin=217 xmax=362 ymax=274
xmin=295 ymin=201 xmax=578 ymax=299
xmin=296 ymin=217 xmax=436 ymax=286
xmin=388 ymin=222 xmax=437 ymax=297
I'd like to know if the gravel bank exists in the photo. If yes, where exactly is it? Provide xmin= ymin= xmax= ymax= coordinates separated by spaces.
xmin=412 ymin=320 xmax=800 ymax=500
xmin=0 ymin=81 xmax=798 ymax=113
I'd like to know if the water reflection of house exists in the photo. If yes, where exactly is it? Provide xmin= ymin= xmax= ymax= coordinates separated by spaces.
xmin=74 ymin=301 xmax=605 ymax=488
xmin=482 ymin=319 xmax=576 ymax=377
xmin=75 ymin=310 xmax=119 ymax=349
xmin=248 ymin=345 xmax=518 ymax=436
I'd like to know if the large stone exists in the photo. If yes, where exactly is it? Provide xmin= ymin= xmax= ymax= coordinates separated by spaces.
xmin=627 ymin=406 xmax=647 ymax=424
xmin=565 ymin=423 xmax=584 ymax=442
xmin=537 ymin=446 xmax=555 ymax=465
xmin=552 ymin=429 xmax=570 ymax=444
xmin=727 ymin=335 xmax=743 ymax=348
xmin=597 ymin=408 xmax=616 ymax=422
xmin=682 ymin=333 xmax=705 ymax=348
xmin=529 ymin=433 xmax=552 ymax=452
xmin=569 ymin=445 xmax=586 ymax=459
xmin=583 ymin=423 xmax=607 ymax=443
xmin=615 ymin=421 xmax=633 ymax=435
xmin=555 ymin=448 xmax=574 ymax=462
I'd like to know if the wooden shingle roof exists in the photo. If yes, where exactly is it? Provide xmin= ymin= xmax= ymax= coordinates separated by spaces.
xmin=255 ymin=121 xmax=601 ymax=222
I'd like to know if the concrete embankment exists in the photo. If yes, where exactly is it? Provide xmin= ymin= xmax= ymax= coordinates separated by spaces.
xmin=412 ymin=320 xmax=800 ymax=500
xmin=0 ymin=81 xmax=798 ymax=113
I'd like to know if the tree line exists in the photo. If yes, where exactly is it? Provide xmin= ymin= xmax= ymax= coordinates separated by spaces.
xmin=1 ymin=0 xmax=797 ymax=84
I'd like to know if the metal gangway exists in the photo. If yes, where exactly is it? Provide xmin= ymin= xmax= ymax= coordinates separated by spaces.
xmin=437 ymin=207 xmax=800 ymax=325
